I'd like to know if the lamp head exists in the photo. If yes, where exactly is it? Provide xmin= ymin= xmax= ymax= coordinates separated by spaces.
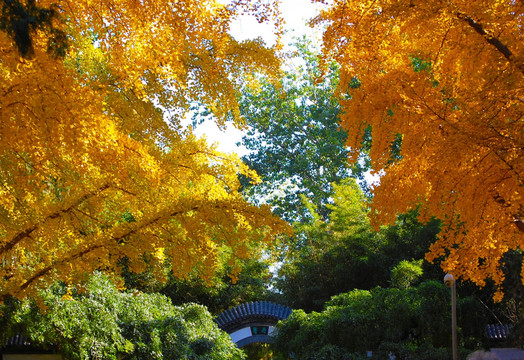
xmin=443 ymin=273 xmax=455 ymax=288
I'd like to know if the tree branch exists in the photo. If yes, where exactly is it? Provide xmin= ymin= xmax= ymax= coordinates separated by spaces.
xmin=457 ymin=12 xmax=524 ymax=75
xmin=0 ymin=204 xmax=203 ymax=302
xmin=4 ymin=243 xmax=106 ymax=302
xmin=111 ymin=206 xmax=199 ymax=243
xmin=0 ymin=183 xmax=112 ymax=257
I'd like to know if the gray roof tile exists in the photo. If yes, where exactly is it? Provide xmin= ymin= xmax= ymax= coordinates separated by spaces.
xmin=215 ymin=301 xmax=293 ymax=333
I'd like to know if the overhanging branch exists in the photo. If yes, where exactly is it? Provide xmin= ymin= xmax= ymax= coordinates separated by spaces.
xmin=457 ymin=12 xmax=524 ymax=75
xmin=0 ymin=183 xmax=111 ymax=257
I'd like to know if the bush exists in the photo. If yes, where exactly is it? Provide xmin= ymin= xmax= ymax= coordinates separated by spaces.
xmin=273 ymin=281 xmax=483 ymax=359
xmin=2 ymin=273 xmax=244 ymax=360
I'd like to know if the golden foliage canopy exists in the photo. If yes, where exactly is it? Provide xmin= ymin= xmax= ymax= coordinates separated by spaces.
xmin=0 ymin=0 xmax=289 ymax=300
xmin=316 ymin=0 xmax=524 ymax=299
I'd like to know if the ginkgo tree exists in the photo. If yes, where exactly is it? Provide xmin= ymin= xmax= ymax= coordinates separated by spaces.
xmin=316 ymin=0 xmax=524 ymax=299
xmin=0 ymin=0 xmax=290 ymax=301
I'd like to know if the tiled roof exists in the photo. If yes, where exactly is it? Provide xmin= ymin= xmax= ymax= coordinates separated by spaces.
xmin=4 ymin=333 xmax=33 ymax=347
xmin=214 ymin=301 xmax=292 ymax=333
xmin=2 ymin=333 xmax=56 ymax=353
xmin=486 ymin=324 xmax=512 ymax=341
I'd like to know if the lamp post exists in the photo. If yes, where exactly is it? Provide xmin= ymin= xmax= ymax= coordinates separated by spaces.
xmin=444 ymin=273 xmax=457 ymax=360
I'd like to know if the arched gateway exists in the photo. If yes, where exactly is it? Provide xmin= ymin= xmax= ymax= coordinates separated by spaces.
xmin=214 ymin=301 xmax=292 ymax=347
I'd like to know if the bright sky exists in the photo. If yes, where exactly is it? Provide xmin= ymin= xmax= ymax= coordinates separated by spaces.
xmin=192 ymin=0 xmax=325 ymax=155
xmin=230 ymin=0 xmax=324 ymax=45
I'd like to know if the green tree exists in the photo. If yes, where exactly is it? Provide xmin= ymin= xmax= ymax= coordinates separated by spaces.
xmin=274 ymin=179 xmax=442 ymax=312
xmin=274 ymin=179 xmax=376 ymax=311
xmin=119 ymin=241 xmax=276 ymax=315
xmin=273 ymin=281 xmax=483 ymax=360
xmin=159 ymin=257 xmax=276 ymax=314
xmin=1 ymin=273 xmax=244 ymax=360
xmin=391 ymin=259 xmax=424 ymax=290
xmin=239 ymin=39 xmax=369 ymax=222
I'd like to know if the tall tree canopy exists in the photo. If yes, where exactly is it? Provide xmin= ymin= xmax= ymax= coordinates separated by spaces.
xmin=0 ymin=0 xmax=289 ymax=301
xmin=316 ymin=0 xmax=524 ymax=299
xmin=274 ymin=178 xmax=442 ymax=312
xmin=239 ymin=40 xmax=368 ymax=223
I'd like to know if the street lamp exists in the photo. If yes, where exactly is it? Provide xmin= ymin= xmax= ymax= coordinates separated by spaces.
xmin=444 ymin=273 xmax=457 ymax=360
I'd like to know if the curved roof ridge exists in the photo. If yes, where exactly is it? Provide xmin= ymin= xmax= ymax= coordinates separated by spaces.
xmin=214 ymin=301 xmax=293 ymax=333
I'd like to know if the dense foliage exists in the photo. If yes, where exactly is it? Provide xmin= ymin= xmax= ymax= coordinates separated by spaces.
xmin=159 ymin=258 xmax=275 ymax=314
xmin=239 ymin=40 xmax=369 ymax=223
xmin=1 ymin=1 xmax=522 ymax=358
xmin=1 ymin=273 xmax=244 ymax=360
xmin=274 ymin=178 xmax=442 ymax=312
xmin=273 ymin=281 xmax=486 ymax=360
xmin=0 ymin=0 xmax=289 ymax=301
xmin=317 ymin=0 xmax=524 ymax=299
